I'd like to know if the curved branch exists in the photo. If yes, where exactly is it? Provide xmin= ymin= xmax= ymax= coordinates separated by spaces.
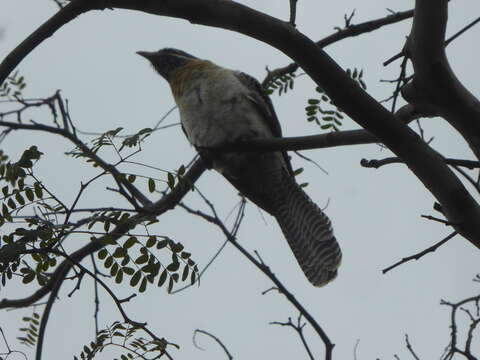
xmin=406 ymin=0 xmax=480 ymax=160
xmin=35 ymin=269 xmax=66 ymax=360
xmin=263 ymin=8 xmax=415 ymax=87
xmin=180 ymin=202 xmax=335 ymax=359
xmin=98 ymin=0 xmax=480 ymax=246
xmin=193 ymin=329 xmax=233 ymax=360
xmin=0 ymin=0 xmax=93 ymax=84
xmin=1 ymin=0 xmax=479 ymax=245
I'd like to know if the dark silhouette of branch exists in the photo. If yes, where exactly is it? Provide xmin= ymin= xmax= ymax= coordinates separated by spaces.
xmin=1 ymin=0 xmax=479 ymax=246
xmin=28 ymin=247 xmax=174 ymax=360
xmin=0 ymin=158 xmax=206 ymax=310
xmin=262 ymin=8 xmax=415 ymax=87
xmin=171 ymin=197 xmax=246 ymax=294
xmin=0 ymin=92 xmax=151 ymax=207
xmin=406 ymin=0 xmax=480 ymax=163
xmin=441 ymin=293 xmax=480 ymax=360
xmin=405 ymin=334 xmax=420 ymax=360
xmin=219 ymin=129 xmax=377 ymax=152
xmin=193 ymin=329 xmax=233 ymax=360
xmin=445 ymin=15 xmax=480 ymax=46
xmin=289 ymin=0 xmax=297 ymax=26
xmin=382 ymin=231 xmax=457 ymax=274
xmin=361 ymin=157 xmax=480 ymax=170
xmin=180 ymin=198 xmax=334 ymax=360
xmin=0 ymin=327 xmax=28 ymax=360
xmin=270 ymin=314 xmax=315 ymax=360
xmin=90 ymin=254 xmax=100 ymax=336
xmin=52 ymin=0 xmax=66 ymax=9
xmin=0 ymin=0 xmax=93 ymax=85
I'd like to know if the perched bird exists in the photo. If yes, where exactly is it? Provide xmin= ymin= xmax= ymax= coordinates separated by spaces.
xmin=137 ymin=48 xmax=341 ymax=286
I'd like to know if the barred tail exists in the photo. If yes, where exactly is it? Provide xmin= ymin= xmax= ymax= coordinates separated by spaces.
xmin=273 ymin=172 xmax=342 ymax=287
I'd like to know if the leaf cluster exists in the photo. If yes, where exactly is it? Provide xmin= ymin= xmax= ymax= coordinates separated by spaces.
xmin=305 ymin=68 xmax=366 ymax=131
xmin=16 ymin=312 xmax=40 ymax=347
xmin=75 ymin=321 xmax=178 ymax=360
xmin=97 ymin=233 xmax=198 ymax=294
xmin=0 ymin=71 xmax=26 ymax=98
xmin=265 ymin=72 xmax=296 ymax=96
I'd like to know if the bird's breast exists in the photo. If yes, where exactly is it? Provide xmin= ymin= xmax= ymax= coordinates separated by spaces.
xmin=176 ymin=70 xmax=272 ymax=148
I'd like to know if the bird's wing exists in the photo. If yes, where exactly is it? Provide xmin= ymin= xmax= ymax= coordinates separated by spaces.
xmin=234 ymin=71 xmax=294 ymax=175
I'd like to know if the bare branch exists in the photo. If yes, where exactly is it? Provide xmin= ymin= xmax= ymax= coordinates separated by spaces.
xmin=289 ymin=0 xmax=297 ymax=26
xmin=405 ymin=334 xmax=420 ymax=360
xmin=2 ymin=0 xmax=479 ymax=245
xmin=193 ymin=329 xmax=233 ymax=360
xmin=361 ymin=157 xmax=480 ymax=170
xmin=180 ymin=198 xmax=335 ymax=359
xmin=263 ymin=8 xmax=414 ymax=87
xmin=445 ymin=15 xmax=480 ymax=46
xmin=271 ymin=314 xmax=315 ymax=360
xmin=382 ymin=231 xmax=457 ymax=274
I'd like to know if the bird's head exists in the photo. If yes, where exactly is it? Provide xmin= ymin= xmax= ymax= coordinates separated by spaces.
xmin=136 ymin=48 xmax=198 ymax=81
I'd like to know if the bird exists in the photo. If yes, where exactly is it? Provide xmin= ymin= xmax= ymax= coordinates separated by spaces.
xmin=137 ymin=48 xmax=342 ymax=286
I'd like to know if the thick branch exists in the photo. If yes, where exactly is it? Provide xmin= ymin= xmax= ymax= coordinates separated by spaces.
xmin=220 ymin=129 xmax=377 ymax=152
xmin=0 ymin=0 xmax=93 ymax=85
xmin=262 ymin=8 xmax=414 ymax=87
xmin=405 ymin=0 xmax=480 ymax=160
xmin=1 ymin=0 xmax=480 ymax=246
xmin=98 ymin=0 xmax=480 ymax=246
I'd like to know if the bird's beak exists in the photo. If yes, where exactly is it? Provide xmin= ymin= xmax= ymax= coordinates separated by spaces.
xmin=136 ymin=51 xmax=156 ymax=60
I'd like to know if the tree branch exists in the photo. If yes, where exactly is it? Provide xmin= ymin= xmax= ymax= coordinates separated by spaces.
xmin=193 ymin=329 xmax=233 ymax=360
xmin=270 ymin=314 xmax=315 ymax=360
xmin=2 ymin=0 xmax=479 ymax=245
xmin=405 ymin=0 xmax=480 ymax=162
xmin=180 ymin=200 xmax=335 ymax=359
xmin=262 ymin=8 xmax=414 ymax=87
xmin=0 ymin=159 xmax=206 ymax=310
xmin=382 ymin=231 xmax=457 ymax=274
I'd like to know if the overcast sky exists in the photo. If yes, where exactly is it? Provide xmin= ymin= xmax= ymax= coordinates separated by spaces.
xmin=1 ymin=1 xmax=479 ymax=359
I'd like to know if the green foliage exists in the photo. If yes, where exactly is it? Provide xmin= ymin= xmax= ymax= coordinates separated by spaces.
xmin=0 ymin=71 xmax=27 ymax=98
xmin=0 ymin=146 xmax=49 ymax=227
xmin=120 ymin=128 xmax=153 ymax=151
xmin=0 ymin=146 xmax=65 ymax=290
xmin=305 ymin=68 xmax=367 ymax=131
xmin=67 ymin=127 xmax=152 ymax=163
xmin=265 ymin=72 xmax=296 ymax=96
xmin=17 ymin=312 xmax=40 ymax=347
xmin=166 ymin=165 xmax=193 ymax=192
xmin=74 ymin=321 xmax=179 ymax=360
xmin=97 ymin=232 xmax=198 ymax=294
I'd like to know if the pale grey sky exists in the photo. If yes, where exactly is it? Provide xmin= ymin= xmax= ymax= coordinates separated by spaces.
xmin=0 ymin=1 xmax=479 ymax=359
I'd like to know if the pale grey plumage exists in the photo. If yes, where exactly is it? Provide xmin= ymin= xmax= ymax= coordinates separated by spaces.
xmin=137 ymin=48 xmax=342 ymax=286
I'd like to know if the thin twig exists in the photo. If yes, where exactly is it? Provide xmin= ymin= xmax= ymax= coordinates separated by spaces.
xmin=270 ymin=314 xmax=315 ymax=360
xmin=193 ymin=329 xmax=233 ymax=359
xmin=180 ymin=201 xmax=335 ymax=359
xmin=289 ymin=0 xmax=297 ymax=26
xmin=405 ymin=334 xmax=420 ymax=360
xmin=445 ymin=16 xmax=480 ymax=46
xmin=382 ymin=232 xmax=457 ymax=274
xmin=262 ymin=8 xmax=414 ymax=87
xmin=90 ymin=253 xmax=100 ymax=335
xmin=35 ymin=267 xmax=66 ymax=360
